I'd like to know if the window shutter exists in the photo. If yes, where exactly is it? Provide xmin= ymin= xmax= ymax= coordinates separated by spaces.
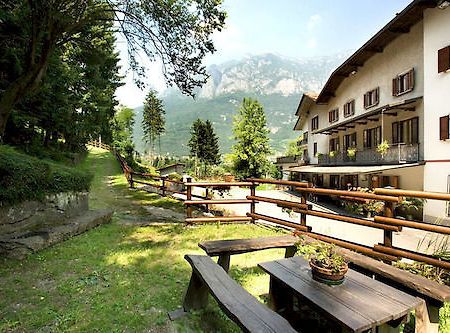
xmin=375 ymin=87 xmax=379 ymax=104
xmin=363 ymin=93 xmax=368 ymax=108
xmin=392 ymin=78 xmax=398 ymax=96
xmin=440 ymin=115 xmax=449 ymax=140
xmin=438 ymin=46 xmax=450 ymax=73
xmin=392 ymin=122 xmax=399 ymax=144
xmin=408 ymin=68 xmax=414 ymax=90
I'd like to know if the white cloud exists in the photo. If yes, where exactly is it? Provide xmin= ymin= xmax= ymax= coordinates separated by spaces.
xmin=307 ymin=14 xmax=322 ymax=31
xmin=306 ymin=37 xmax=317 ymax=49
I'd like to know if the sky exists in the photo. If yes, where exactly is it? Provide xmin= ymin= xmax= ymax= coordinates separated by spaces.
xmin=115 ymin=0 xmax=412 ymax=108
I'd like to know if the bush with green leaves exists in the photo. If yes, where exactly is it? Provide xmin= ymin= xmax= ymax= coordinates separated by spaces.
xmin=0 ymin=146 xmax=92 ymax=205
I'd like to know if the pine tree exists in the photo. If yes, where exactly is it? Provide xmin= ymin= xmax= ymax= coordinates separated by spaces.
xmin=204 ymin=120 xmax=221 ymax=166
xmin=142 ymin=90 xmax=165 ymax=158
xmin=232 ymin=98 xmax=272 ymax=179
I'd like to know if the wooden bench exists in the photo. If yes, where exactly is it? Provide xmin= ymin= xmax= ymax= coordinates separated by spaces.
xmin=182 ymin=254 xmax=297 ymax=333
xmin=198 ymin=235 xmax=298 ymax=272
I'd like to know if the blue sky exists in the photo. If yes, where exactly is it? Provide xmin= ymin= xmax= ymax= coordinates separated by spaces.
xmin=115 ymin=0 xmax=412 ymax=107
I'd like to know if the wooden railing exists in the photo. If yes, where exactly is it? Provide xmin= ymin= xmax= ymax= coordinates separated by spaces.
xmin=87 ymin=140 xmax=112 ymax=151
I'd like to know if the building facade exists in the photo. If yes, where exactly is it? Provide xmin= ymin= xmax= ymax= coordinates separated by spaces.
xmin=290 ymin=0 xmax=450 ymax=223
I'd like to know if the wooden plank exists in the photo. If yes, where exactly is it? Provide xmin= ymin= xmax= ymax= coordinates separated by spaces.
xmin=185 ymin=182 xmax=253 ymax=187
xmin=295 ymin=187 xmax=400 ymax=202
xmin=247 ymin=195 xmax=309 ymax=210
xmin=185 ymin=216 xmax=252 ymax=223
xmin=184 ymin=255 xmax=297 ymax=333
xmin=199 ymin=235 xmax=298 ymax=256
xmin=374 ymin=188 xmax=450 ymax=201
xmin=184 ymin=199 xmax=254 ymax=205
xmin=299 ymin=234 xmax=450 ymax=303
xmin=259 ymin=257 xmax=420 ymax=333
xmin=247 ymin=178 xmax=309 ymax=188
xmin=246 ymin=212 xmax=310 ymax=232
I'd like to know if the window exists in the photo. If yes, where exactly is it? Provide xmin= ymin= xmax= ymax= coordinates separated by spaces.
xmin=438 ymin=46 xmax=450 ymax=73
xmin=344 ymin=133 xmax=357 ymax=150
xmin=330 ymin=175 xmax=340 ymax=189
xmin=363 ymin=87 xmax=379 ymax=109
xmin=311 ymin=116 xmax=319 ymax=131
xmin=363 ymin=126 xmax=381 ymax=148
xmin=329 ymin=137 xmax=340 ymax=152
xmin=440 ymin=115 xmax=449 ymax=140
xmin=344 ymin=100 xmax=355 ymax=117
xmin=392 ymin=68 xmax=414 ymax=96
xmin=313 ymin=142 xmax=318 ymax=157
xmin=392 ymin=117 xmax=419 ymax=144
xmin=328 ymin=108 xmax=339 ymax=123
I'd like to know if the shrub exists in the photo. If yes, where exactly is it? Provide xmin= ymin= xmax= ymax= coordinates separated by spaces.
xmin=0 ymin=145 xmax=92 ymax=205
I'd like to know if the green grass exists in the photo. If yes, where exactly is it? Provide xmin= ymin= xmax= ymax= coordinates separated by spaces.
xmin=1 ymin=147 xmax=449 ymax=332
xmin=0 ymin=147 xmax=286 ymax=332
xmin=0 ymin=145 xmax=92 ymax=205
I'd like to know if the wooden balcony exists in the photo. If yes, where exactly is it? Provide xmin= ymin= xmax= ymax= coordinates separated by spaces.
xmin=318 ymin=144 xmax=420 ymax=166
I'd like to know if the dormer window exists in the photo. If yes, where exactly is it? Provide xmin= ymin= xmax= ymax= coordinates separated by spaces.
xmin=343 ymin=100 xmax=355 ymax=117
xmin=311 ymin=116 xmax=319 ymax=131
xmin=328 ymin=108 xmax=339 ymax=123
xmin=363 ymin=87 xmax=379 ymax=109
xmin=392 ymin=68 xmax=414 ymax=96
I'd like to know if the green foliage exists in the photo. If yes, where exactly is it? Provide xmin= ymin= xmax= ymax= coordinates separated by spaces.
xmin=376 ymin=140 xmax=390 ymax=156
xmin=346 ymin=147 xmax=357 ymax=157
xmin=142 ymin=90 xmax=165 ymax=155
xmin=112 ymin=105 xmax=135 ymax=160
xmin=0 ymin=145 xmax=92 ymax=205
xmin=285 ymin=137 xmax=303 ymax=157
xmin=188 ymin=119 xmax=221 ymax=177
xmin=295 ymin=238 xmax=347 ymax=274
xmin=231 ymin=98 xmax=272 ymax=179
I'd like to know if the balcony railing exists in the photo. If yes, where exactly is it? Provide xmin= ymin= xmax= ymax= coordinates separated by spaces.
xmin=318 ymin=144 xmax=419 ymax=166
xmin=276 ymin=155 xmax=310 ymax=165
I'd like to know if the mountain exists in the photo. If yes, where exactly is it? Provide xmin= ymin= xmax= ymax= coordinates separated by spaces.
xmin=133 ymin=52 xmax=349 ymax=157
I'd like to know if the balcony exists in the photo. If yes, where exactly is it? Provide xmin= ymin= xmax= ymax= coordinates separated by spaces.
xmin=318 ymin=144 xmax=419 ymax=166
xmin=276 ymin=155 xmax=310 ymax=165
xmin=297 ymin=132 xmax=308 ymax=146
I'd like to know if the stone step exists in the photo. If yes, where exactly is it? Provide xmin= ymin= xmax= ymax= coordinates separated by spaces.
xmin=0 ymin=209 xmax=113 ymax=259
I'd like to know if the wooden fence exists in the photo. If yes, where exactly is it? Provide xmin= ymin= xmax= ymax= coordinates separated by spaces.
xmin=90 ymin=141 xmax=449 ymax=271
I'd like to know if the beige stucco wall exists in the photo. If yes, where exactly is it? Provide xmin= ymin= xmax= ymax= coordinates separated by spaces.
xmin=380 ymin=165 xmax=424 ymax=191
xmin=303 ymin=20 xmax=425 ymax=162
xmin=423 ymin=7 xmax=450 ymax=222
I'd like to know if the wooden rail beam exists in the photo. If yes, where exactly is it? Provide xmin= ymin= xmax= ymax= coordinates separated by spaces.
xmin=185 ymin=216 xmax=252 ymax=223
xmin=185 ymin=182 xmax=253 ymax=187
xmin=246 ymin=212 xmax=310 ymax=232
xmin=295 ymin=209 xmax=400 ymax=232
xmin=247 ymin=178 xmax=309 ymax=188
xmin=184 ymin=200 xmax=254 ymax=205
xmin=246 ymin=195 xmax=310 ymax=210
xmin=374 ymin=216 xmax=450 ymax=235
xmin=295 ymin=187 xmax=400 ymax=202
xmin=374 ymin=188 xmax=450 ymax=201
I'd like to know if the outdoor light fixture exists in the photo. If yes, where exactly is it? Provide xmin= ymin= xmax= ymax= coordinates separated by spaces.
xmin=438 ymin=0 xmax=450 ymax=9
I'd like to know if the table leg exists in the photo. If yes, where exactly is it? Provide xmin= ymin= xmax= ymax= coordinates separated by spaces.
xmin=415 ymin=299 xmax=440 ymax=333
xmin=268 ymin=276 xmax=293 ymax=315
xmin=377 ymin=324 xmax=401 ymax=333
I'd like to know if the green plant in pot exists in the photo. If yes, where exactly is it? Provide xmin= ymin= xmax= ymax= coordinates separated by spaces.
xmin=329 ymin=150 xmax=336 ymax=158
xmin=296 ymin=238 xmax=348 ymax=285
xmin=376 ymin=140 xmax=390 ymax=157
xmin=347 ymin=147 xmax=357 ymax=158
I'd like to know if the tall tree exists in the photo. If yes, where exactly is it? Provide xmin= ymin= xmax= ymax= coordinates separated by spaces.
xmin=188 ymin=118 xmax=220 ymax=177
xmin=142 ymin=89 xmax=165 ymax=157
xmin=111 ymin=105 xmax=135 ymax=159
xmin=0 ymin=0 xmax=226 ymax=140
xmin=232 ymin=98 xmax=272 ymax=179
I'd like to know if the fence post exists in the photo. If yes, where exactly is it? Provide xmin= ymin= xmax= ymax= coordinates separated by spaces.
xmin=250 ymin=181 xmax=256 ymax=222
xmin=205 ymin=188 xmax=209 ymax=213
xmin=383 ymin=200 xmax=394 ymax=248
xmin=129 ymin=170 xmax=134 ymax=188
xmin=186 ymin=178 xmax=193 ymax=223
xmin=300 ymin=186 xmax=308 ymax=227
xmin=161 ymin=176 xmax=167 ymax=197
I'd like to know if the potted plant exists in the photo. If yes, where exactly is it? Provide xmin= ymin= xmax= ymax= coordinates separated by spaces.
xmin=347 ymin=147 xmax=357 ymax=159
xmin=296 ymin=238 xmax=348 ymax=285
xmin=329 ymin=151 xmax=336 ymax=158
xmin=376 ymin=140 xmax=390 ymax=157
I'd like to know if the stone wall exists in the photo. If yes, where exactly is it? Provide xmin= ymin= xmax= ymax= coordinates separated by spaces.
xmin=0 ymin=192 xmax=89 ymax=236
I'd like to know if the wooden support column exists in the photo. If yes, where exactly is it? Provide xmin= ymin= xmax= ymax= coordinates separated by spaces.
xmin=300 ymin=192 xmax=307 ymax=227
xmin=183 ymin=271 xmax=209 ymax=311
xmin=129 ymin=171 xmax=134 ymax=188
xmin=383 ymin=201 xmax=394 ymax=248
xmin=217 ymin=253 xmax=231 ymax=273
xmin=186 ymin=178 xmax=193 ymax=224
xmin=250 ymin=182 xmax=256 ymax=222
xmin=205 ymin=188 xmax=209 ymax=212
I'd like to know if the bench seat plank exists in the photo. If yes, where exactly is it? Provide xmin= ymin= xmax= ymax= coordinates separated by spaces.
xmin=199 ymin=235 xmax=298 ymax=256
xmin=184 ymin=254 xmax=297 ymax=333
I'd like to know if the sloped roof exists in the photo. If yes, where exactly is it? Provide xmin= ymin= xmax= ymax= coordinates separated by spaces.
xmin=293 ymin=92 xmax=318 ymax=130
xmin=316 ymin=0 xmax=437 ymax=104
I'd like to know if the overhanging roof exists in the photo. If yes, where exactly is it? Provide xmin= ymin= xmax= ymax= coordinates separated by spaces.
xmin=289 ymin=163 xmax=421 ymax=174
xmin=316 ymin=0 xmax=437 ymax=104
xmin=294 ymin=92 xmax=318 ymax=130
xmin=313 ymin=96 xmax=422 ymax=135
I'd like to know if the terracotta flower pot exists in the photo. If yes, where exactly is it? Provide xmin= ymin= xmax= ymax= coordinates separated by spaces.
xmin=309 ymin=259 xmax=348 ymax=285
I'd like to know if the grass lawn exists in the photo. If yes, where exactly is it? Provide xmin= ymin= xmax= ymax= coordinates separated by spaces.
xmin=1 ymin=147 xmax=449 ymax=332
xmin=0 ymin=148 xmax=287 ymax=332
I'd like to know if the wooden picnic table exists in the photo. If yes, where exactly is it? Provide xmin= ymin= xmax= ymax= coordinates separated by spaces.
xmin=258 ymin=256 xmax=422 ymax=333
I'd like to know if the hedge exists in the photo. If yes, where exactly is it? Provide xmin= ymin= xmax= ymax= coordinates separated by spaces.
xmin=0 ymin=145 xmax=92 ymax=205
